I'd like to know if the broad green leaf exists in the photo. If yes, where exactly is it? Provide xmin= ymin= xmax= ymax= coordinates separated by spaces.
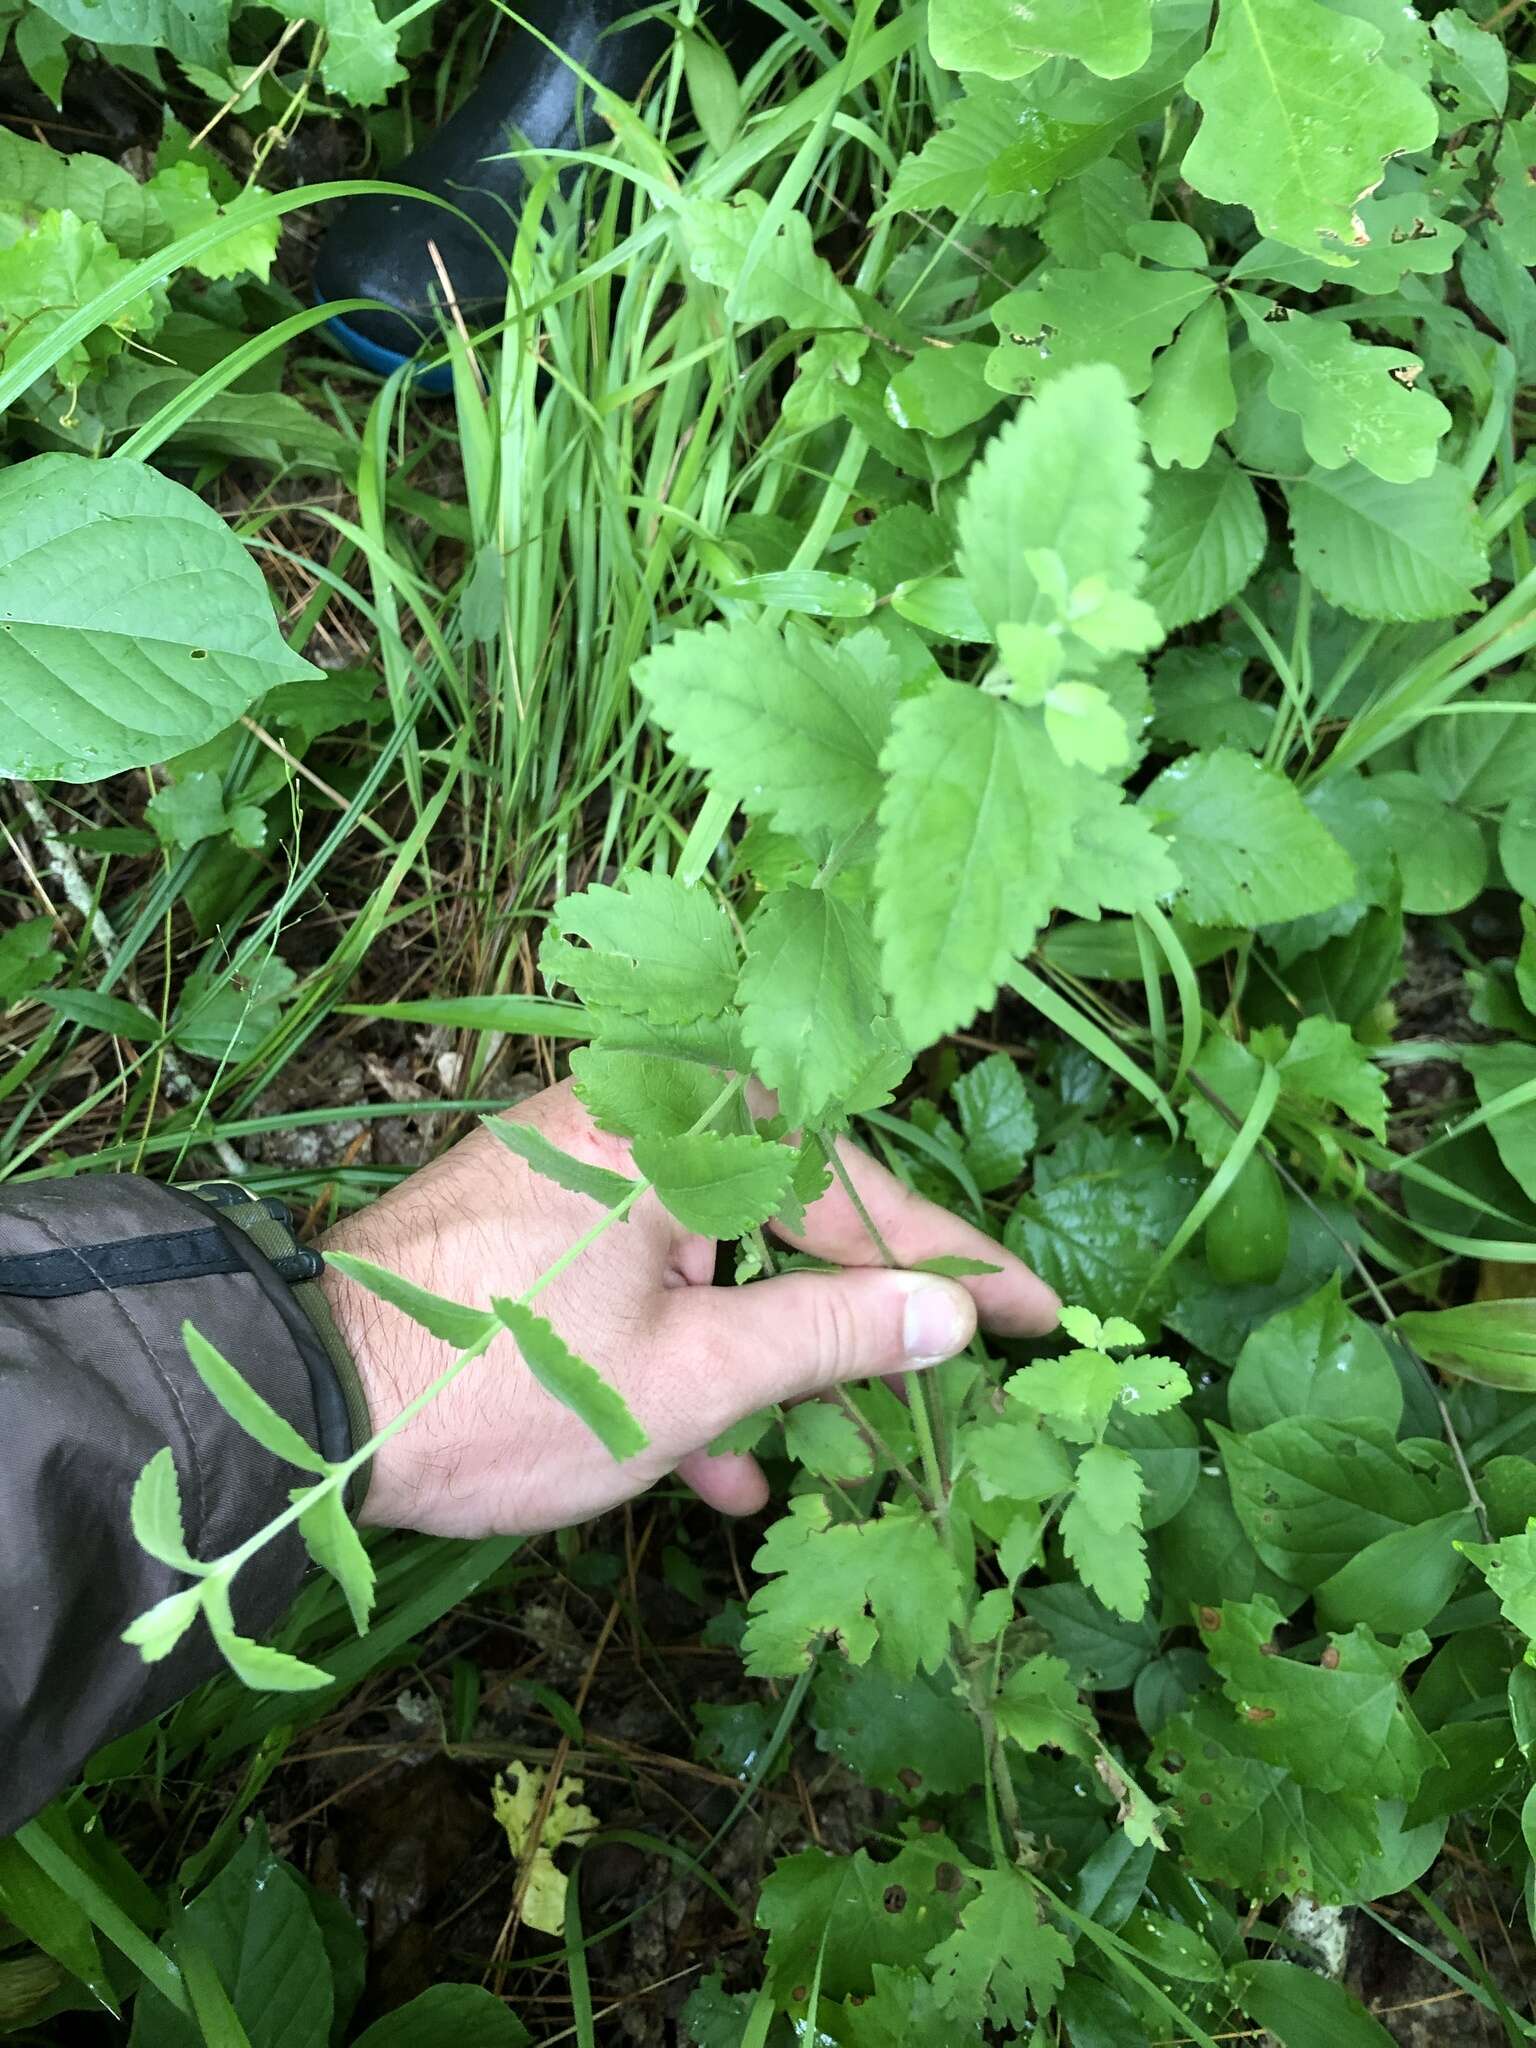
xmin=1286 ymin=463 xmax=1488 ymax=622
xmin=812 ymin=1661 xmax=984 ymax=1798
xmin=987 ymin=259 xmax=1213 ymax=399
xmin=0 ymin=208 xmax=161 ymax=397
xmin=1141 ymin=454 xmax=1266 ymax=631
xmin=543 ymin=870 xmax=738 ymax=1025
xmin=1214 ymin=1416 xmax=1450 ymax=1587
xmin=1418 ymin=673 xmax=1536 ymax=810
xmin=0 ymin=127 xmax=168 ymax=255
xmin=739 ymin=888 xmax=888 ymax=1128
xmin=1062 ymin=1444 xmax=1149 ymax=1620
xmin=182 ymin=1322 xmax=328 ymax=1474
xmin=143 ymin=161 xmax=278 ymax=282
xmin=26 ymin=0 xmax=226 ymax=67
xmin=1229 ymin=1275 xmax=1402 ymax=1432
xmin=1240 ymin=299 xmax=1449 ymax=484
xmin=1229 ymin=1961 xmax=1396 ymax=2047
xmin=1492 ymin=113 xmax=1536 ymax=266
xmin=1430 ymin=4 xmax=1507 ymax=121
xmin=1462 ymin=1042 xmax=1536 ymax=1209
xmin=743 ymin=1494 xmax=966 ymax=1678
xmin=1007 ymin=1129 xmax=1199 ymax=1325
xmin=322 ymin=1251 xmax=498 ymax=1350
xmin=1276 ymin=1016 xmax=1389 ymax=1139
xmin=0 ymin=456 xmax=320 ymax=780
xmin=1043 ymin=682 xmax=1135 ymax=772
xmin=994 ymin=1653 xmax=1093 ymax=1753
xmin=146 ymin=770 xmax=261 ymax=852
xmin=1140 ymin=296 xmax=1236 ymax=468
xmin=1040 ymin=158 xmax=1148 ymax=267
xmin=1140 ymin=748 xmax=1354 ymax=925
xmin=630 ymin=1130 xmax=794 ymax=1237
xmin=1394 ymin=1297 xmax=1536 ymax=1393
xmin=1156 ymin=1702 xmax=1382 ymax=1901
xmin=1141 ymin=644 xmax=1275 ymax=751
xmin=493 ymin=1299 xmax=649 ymax=1461
xmin=684 ymin=191 xmax=859 ymax=330
xmin=270 ymin=0 xmax=404 ymax=102
xmin=1462 ymin=1528 xmax=1536 ymax=1639
xmin=759 ymin=1837 xmax=974 ymax=2003
xmin=882 ymin=80 xmax=1046 ymax=227
xmin=1314 ymin=1509 xmax=1475 ymax=1636
xmin=957 ymin=362 xmax=1150 ymax=643
xmin=126 ymin=1826 xmax=332 ymax=2048
xmin=886 ymin=342 xmax=996 ymax=439
xmin=1024 ymin=1581 xmax=1160 ymax=1692
xmin=483 ymin=1116 xmax=636 ymax=1209
xmin=925 ymin=1867 xmax=1072 ymax=2030
xmin=129 ymin=1446 xmax=201 ymax=1573
xmin=170 ymin=954 xmax=295 ymax=1063
xmin=784 ymin=1402 xmax=873 ymax=1481
xmin=569 ymin=1047 xmax=723 ymax=1140
xmin=930 ymin=0 xmax=1151 ymax=80
xmin=0 ymin=918 xmax=63 ymax=1005
xmin=1232 ymin=182 xmax=1466 ymax=296
xmin=351 ymin=1985 xmax=531 ymax=2047
xmin=953 ymin=1051 xmax=1037 ymax=1192
xmin=634 ymin=620 xmax=894 ymax=839
xmin=875 ymin=684 xmax=1076 ymax=1044
xmin=961 ymin=1411 xmax=1075 ymax=1502
xmin=1056 ymin=778 xmax=1182 ymax=919
xmin=1369 ymin=769 xmax=1488 ymax=913
xmin=1182 ymin=0 xmax=1436 ymax=260
xmin=298 ymin=1484 xmax=375 ymax=1634
xmin=1198 ymin=1598 xmax=1442 ymax=1800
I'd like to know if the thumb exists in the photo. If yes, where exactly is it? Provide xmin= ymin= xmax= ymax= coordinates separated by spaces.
xmin=655 ymin=1267 xmax=978 ymax=1431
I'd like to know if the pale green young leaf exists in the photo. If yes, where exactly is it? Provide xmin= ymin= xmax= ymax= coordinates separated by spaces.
xmin=1285 ymin=463 xmax=1488 ymax=623
xmin=483 ymin=1116 xmax=637 ymax=1209
xmin=1006 ymin=1350 xmax=1123 ymax=1445
xmin=634 ymin=620 xmax=894 ymax=839
xmin=298 ymin=1484 xmax=375 ymax=1634
xmin=929 ymin=0 xmax=1150 ymax=80
xmin=684 ymin=191 xmax=859 ymax=331
xmin=874 ymin=683 xmax=1077 ymax=1044
xmin=269 ymin=0 xmax=404 ymax=103
xmin=543 ymin=870 xmax=738 ymax=1025
xmin=957 ymin=362 xmax=1150 ymax=643
xmin=1055 ymin=780 xmax=1182 ymax=921
xmin=122 ymin=1582 xmax=205 ymax=1662
xmin=743 ymin=1495 xmax=966 ymax=1678
xmin=1240 ymin=300 xmax=1449 ymax=485
xmin=212 ymin=1629 xmax=332 ymax=1692
xmin=994 ymin=1653 xmax=1094 ymax=1753
xmin=988 ymin=259 xmax=1214 ymax=399
xmin=0 ymin=456 xmax=320 ymax=782
xmin=1229 ymin=1275 xmax=1402 ymax=1433
xmin=630 ymin=1131 xmax=794 ymax=1238
xmin=182 ymin=1322 xmax=328 ymax=1474
xmin=142 ymin=160 xmax=278 ymax=282
xmin=1277 ymin=1016 xmax=1388 ymax=1139
xmin=323 ymin=1250 xmax=498 ymax=1350
xmin=1182 ymin=0 xmax=1436 ymax=260
xmin=1044 ymin=683 xmax=1133 ymax=772
xmin=739 ymin=887 xmax=888 ymax=1128
xmin=784 ymin=1402 xmax=874 ymax=1481
xmin=493 ymin=1299 xmax=649 ymax=1461
xmin=925 ymin=1866 xmax=1073 ymax=2030
xmin=1140 ymin=296 xmax=1237 ymax=469
xmin=1062 ymin=1444 xmax=1149 ymax=1620
xmin=1140 ymin=748 xmax=1354 ymax=925
xmin=882 ymin=80 xmax=1046 ymax=227
xmin=886 ymin=342 xmax=997 ymax=439
xmin=962 ymin=1411 xmax=1074 ymax=1501
xmin=129 ymin=1446 xmax=202 ymax=1573
xmin=1142 ymin=455 xmax=1267 ymax=632
xmin=953 ymin=1051 xmax=1037 ymax=1193
xmin=1461 ymin=1529 xmax=1536 ymax=1640
xmin=1116 ymin=1354 xmax=1191 ymax=1414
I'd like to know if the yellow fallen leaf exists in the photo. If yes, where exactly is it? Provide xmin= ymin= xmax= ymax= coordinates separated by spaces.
xmin=491 ymin=1761 xmax=597 ymax=1937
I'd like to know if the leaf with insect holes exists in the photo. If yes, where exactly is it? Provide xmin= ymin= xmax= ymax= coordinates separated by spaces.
xmin=1182 ymin=0 xmax=1436 ymax=261
xmin=322 ymin=1251 xmax=497 ymax=1350
xmin=493 ymin=1299 xmax=649 ymax=1461
xmin=684 ymin=190 xmax=859 ymax=331
xmin=1140 ymin=749 xmax=1354 ymax=926
xmin=483 ymin=1116 xmax=637 ymax=1209
xmin=743 ymin=1494 xmax=966 ymax=1678
xmin=129 ymin=1446 xmax=203 ymax=1574
xmin=0 ymin=456 xmax=321 ymax=781
xmin=182 ymin=1322 xmax=329 ymax=1474
xmin=298 ymin=1485 xmax=375 ymax=1634
xmin=1239 ymin=299 xmax=1449 ymax=485
xmin=875 ymin=683 xmax=1079 ymax=1045
xmin=739 ymin=887 xmax=890 ymax=1129
xmin=122 ymin=1583 xmax=206 ymax=1663
xmin=1061 ymin=1444 xmax=1149 ymax=1619
xmin=542 ymin=870 xmax=738 ymax=1026
xmin=925 ymin=1866 xmax=1073 ymax=2030
xmin=987 ymin=259 xmax=1213 ymax=400
xmin=631 ymin=1130 xmax=795 ymax=1238
xmin=634 ymin=620 xmax=896 ymax=840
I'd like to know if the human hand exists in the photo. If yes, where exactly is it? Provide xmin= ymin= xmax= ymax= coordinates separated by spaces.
xmin=319 ymin=1080 xmax=1059 ymax=1538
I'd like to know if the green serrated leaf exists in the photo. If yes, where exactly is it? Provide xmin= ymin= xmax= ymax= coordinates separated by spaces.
xmin=631 ymin=1130 xmax=794 ymax=1237
xmin=1142 ymin=453 xmax=1266 ymax=631
xmin=739 ymin=887 xmax=889 ymax=1128
xmin=1286 ymin=463 xmax=1488 ymax=623
xmin=297 ymin=1484 xmax=375 ymax=1635
xmin=684 ymin=190 xmax=859 ymax=330
xmin=1062 ymin=1444 xmax=1149 ymax=1620
xmin=129 ymin=1446 xmax=201 ymax=1573
xmin=925 ymin=1866 xmax=1072 ymax=2030
xmin=483 ymin=1115 xmax=637 ymax=1209
xmin=543 ymin=871 xmax=738 ymax=1026
xmin=322 ymin=1251 xmax=497 ymax=1350
xmin=182 ymin=1322 xmax=328 ymax=1474
xmin=122 ymin=1582 xmax=206 ymax=1662
xmin=953 ymin=1051 xmax=1037 ymax=1193
xmin=493 ymin=1299 xmax=649 ymax=1461
xmin=1140 ymin=748 xmax=1354 ymax=925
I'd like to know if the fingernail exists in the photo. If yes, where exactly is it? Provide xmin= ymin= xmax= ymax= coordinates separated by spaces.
xmin=897 ymin=1275 xmax=972 ymax=1366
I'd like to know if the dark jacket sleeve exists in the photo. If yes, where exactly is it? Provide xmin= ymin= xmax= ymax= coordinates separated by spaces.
xmin=0 ymin=1175 xmax=358 ymax=1835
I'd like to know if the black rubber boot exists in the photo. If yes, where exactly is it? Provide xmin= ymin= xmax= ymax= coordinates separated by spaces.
xmin=313 ymin=0 xmax=675 ymax=386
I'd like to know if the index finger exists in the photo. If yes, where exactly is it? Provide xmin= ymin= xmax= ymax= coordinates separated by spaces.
xmin=777 ymin=1134 xmax=1060 ymax=1339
